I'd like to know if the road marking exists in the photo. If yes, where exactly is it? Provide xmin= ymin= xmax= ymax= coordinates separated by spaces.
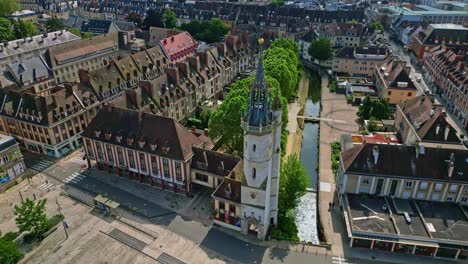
xmin=332 ymin=256 xmax=352 ymax=264
xmin=37 ymin=182 xmax=54 ymax=191
xmin=352 ymin=215 xmax=385 ymax=221
xmin=29 ymin=160 xmax=54 ymax=171
xmin=63 ymin=172 xmax=86 ymax=184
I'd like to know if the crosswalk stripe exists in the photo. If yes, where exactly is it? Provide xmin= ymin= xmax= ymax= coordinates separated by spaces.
xmin=37 ymin=183 xmax=53 ymax=190
xmin=63 ymin=173 xmax=86 ymax=184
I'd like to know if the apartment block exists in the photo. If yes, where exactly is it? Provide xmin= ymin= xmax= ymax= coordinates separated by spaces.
xmin=423 ymin=45 xmax=468 ymax=130
xmin=338 ymin=143 xmax=468 ymax=260
xmin=411 ymin=24 xmax=468 ymax=62
xmin=0 ymin=83 xmax=101 ymax=158
xmin=375 ymin=56 xmax=417 ymax=104
xmin=0 ymin=30 xmax=80 ymax=71
xmin=0 ymin=135 xmax=26 ymax=193
xmin=44 ymin=33 xmax=120 ymax=83
xmin=394 ymin=95 xmax=462 ymax=148
xmin=333 ymin=47 xmax=387 ymax=78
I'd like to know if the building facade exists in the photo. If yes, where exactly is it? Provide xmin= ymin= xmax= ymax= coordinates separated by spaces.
xmin=0 ymin=30 xmax=80 ymax=71
xmin=374 ymin=56 xmax=417 ymax=104
xmin=44 ymin=33 xmax=120 ymax=83
xmin=423 ymin=45 xmax=468 ymax=130
xmin=0 ymin=135 xmax=26 ymax=193
xmin=394 ymin=95 xmax=462 ymax=149
xmin=333 ymin=47 xmax=387 ymax=78
xmin=338 ymin=143 xmax=468 ymax=260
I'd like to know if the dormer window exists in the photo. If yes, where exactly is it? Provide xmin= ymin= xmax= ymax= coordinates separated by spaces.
xmin=115 ymin=135 xmax=122 ymax=143
xmin=105 ymin=133 xmax=112 ymax=140
xmin=126 ymin=138 xmax=134 ymax=146
xmin=150 ymin=144 xmax=157 ymax=151
xmin=94 ymin=130 xmax=101 ymax=137
xmin=162 ymin=147 xmax=170 ymax=154
xmin=138 ymin=140 xmax=145 ymax=148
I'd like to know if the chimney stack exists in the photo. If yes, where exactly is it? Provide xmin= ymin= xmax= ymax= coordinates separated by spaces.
xmin=372 ymin=145 xmax=379 ymax=165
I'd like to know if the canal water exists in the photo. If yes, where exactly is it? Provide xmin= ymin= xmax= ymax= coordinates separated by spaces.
xmin=295 ymin=70 xmax=321 ymax=244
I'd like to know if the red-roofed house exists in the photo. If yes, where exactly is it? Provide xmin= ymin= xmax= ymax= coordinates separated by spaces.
xmin=160 ymin=32 xmax=197 ymax=63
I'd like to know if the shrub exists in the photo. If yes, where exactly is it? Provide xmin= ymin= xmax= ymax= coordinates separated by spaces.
xmin=346 ymin=96 xmax=353 ymax=104
xmin=330 ymin=142 xmax=341 ymax=178
xmin=47 ymin=214 xmax=64 ymax=230
xmin=1 ymin=232 xmax=19 ymax=242
xmin=271 ymin=215 xmax=299 ymax=241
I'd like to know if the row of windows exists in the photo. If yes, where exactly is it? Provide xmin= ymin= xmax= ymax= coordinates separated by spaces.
xmin=361 ymin=178 xmax=468 ymax=193
xmin=90 ymin=141 xmax=184 ymax=182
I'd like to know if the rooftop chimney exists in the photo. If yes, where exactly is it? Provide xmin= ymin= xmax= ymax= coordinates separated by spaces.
xmin=372 ymin=145 xmax=379 ymax=165
xmin=448 ymin=161 xmax=455 ymax=178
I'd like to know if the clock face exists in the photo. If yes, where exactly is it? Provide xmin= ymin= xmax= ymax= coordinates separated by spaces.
xmin=250 ymin=193 xmax=256 ymax=199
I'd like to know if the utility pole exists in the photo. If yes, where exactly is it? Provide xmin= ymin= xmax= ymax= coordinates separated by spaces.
xmin=18 ymin=190 xmax=24 ymax=203
xmin=55 ymin=197 xmax=68 ymax=239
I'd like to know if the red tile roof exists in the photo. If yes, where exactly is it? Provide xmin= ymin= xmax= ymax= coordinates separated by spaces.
xmin=160 ymin=32 xmax=197 ymax=62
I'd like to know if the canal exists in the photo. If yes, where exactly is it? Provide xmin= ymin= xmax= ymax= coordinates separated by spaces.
xmin=295 ymin=69 xmax=321 ymax=244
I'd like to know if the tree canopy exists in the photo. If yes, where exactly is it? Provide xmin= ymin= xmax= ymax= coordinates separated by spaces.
xmin=208 ymin=76 xmax=287 ymax=154
xmin=0 ymin=237 xmax=23 ymax=264
xmin=162 ymin=9 xmax=177 ymax=29
xmin=46 ymin=18 xmax=64 ymax=32
xmin=263 ymin=46 xmax=299 ymax=100
xmin=357 ymin=96 xmax=391 ymax=120
xmin=0 ymin=18 xmax=14 ymax=42
xmin=14 ymin=199 xmax=49 ymax=236
xmin=179 ymin=18 xmax=228 ymax=43
xmin=0 ymin=0 xmax=19 ymax=17
xmin=127 ymin=12 xmax=142 ymax=28
xmin=143 ymin=10 xmax=164 ymax=29
xmin=307 ymin=37 xmax=333 ymax=62
xmin=278 ymin=154 xmax=309 ymax=218
xmin=370 ymin=21 xmax=384 ymax=32
xmin=14 ymin=20 xmax=38 ymax=39
xmin=68 ymin=27 xmax=93 ymax=39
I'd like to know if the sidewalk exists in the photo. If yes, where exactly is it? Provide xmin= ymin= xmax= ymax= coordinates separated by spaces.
xmin=317 ymin=70 xmax=359 ymax=257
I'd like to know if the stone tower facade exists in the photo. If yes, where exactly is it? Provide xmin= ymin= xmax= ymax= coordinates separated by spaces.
xmin=240 ymin=39 xmax=282 ymax=240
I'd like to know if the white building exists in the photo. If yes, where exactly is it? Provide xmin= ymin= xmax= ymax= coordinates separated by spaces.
xmin=239 ymin=42 xmax=282 ymax=240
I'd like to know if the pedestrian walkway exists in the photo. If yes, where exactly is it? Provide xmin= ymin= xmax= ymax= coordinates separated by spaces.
xmin=28 ymin=159 xmax=54 ymax=172
xmin=37 ymin=182 xmax=54 ymax=191
xmin=332 ymin=256 xmax=353 ymax=264
xmin=67 ymin=155 xmax=87 ymax=165
xmin=63 ymin=172 xmax=87 ymax=184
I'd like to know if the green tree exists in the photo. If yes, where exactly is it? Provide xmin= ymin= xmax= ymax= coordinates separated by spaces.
xmin=209 ymin=76 xmax=287 ymax=154
xmin=143 ymin=10 xmax=164 ymax=29
xmin=263 ymin=47 xmax=299 ymax=99
xmin=162 ymin=9 xmax=177 ymax=29
xmin=307 ymin=37 xmax=333 ymax=62
xmin=179 ymin=18 xmax=228 ymax=43
xmin=127 ymin=12 xmax=142 ymax=28
xmin=46 ymin=18 xmax=64 ymax=32
xmin=278 ymin=154 xmax=309 ymax=218
xmin=68 ymin=27 xmax=93 ymax=39
xmin=348 ymin=19 xmax=359 ymax=25
xmin=0 ymin=238 xmax=23 ymax=264
xmin=14 ymin=20 xmax=38 ymax=38
xmin=370 ymin=99 xmax=390 ymax=120
xmin=269 ymin=37 xmax=299 ymax=56
xmin=14 ymin=199 xmax=49 ymax=236
xmin=370 ymin=21 xmax=384 ymax=32
xmin=357 ymin=95 xmax=372 ymax=120
xmin=367 ymin=118 xmax=379 ymax=132
xmin=0 ymin=0 xmax=19 ymax=17
xmin=0 ymin=18 xmax=14 ymax=42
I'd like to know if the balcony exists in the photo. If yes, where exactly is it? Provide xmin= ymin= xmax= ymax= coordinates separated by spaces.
xmin=213 ymin=210 xmax=241 ymax=231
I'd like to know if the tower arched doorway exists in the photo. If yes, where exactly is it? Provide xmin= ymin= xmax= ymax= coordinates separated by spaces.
xmin=246 ymin=217 xmax=259 ymax=236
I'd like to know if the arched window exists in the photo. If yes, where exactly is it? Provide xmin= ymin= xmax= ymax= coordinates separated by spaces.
xmin=252 ymin=168 xmax=256 ymax=179
xmin=253 ymin=144 xmax=256 ymax=152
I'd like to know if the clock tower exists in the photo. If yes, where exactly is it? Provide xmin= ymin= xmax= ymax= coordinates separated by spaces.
xmin=240 ymin=38 xmax=282 ymax=240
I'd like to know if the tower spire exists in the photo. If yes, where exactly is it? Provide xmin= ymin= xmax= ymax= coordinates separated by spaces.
xmin=247 ymin=38 xmax=270 ymax=126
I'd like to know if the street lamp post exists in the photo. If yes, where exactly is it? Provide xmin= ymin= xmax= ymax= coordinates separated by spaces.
xmin=55 ymin=197 xmax=68 ymax=239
